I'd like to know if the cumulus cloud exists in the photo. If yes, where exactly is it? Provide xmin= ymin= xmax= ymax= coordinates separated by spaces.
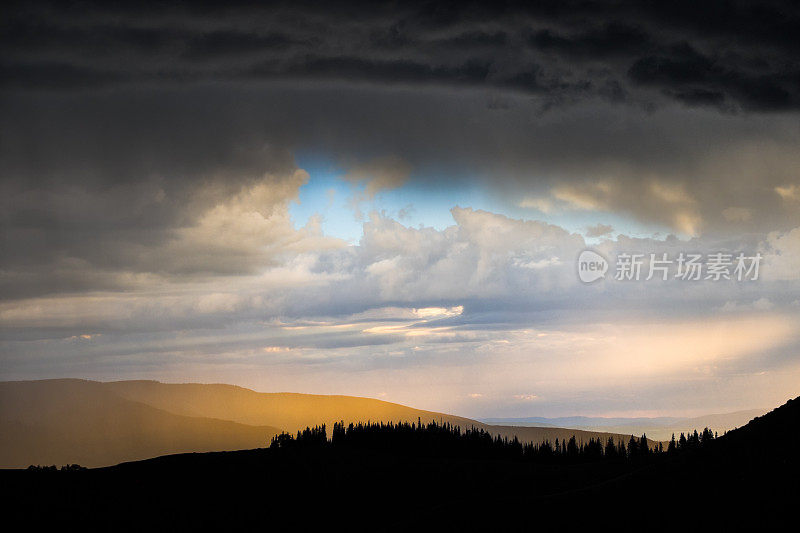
xmin=761 ymin=226 xmax=800 ymax=280
xmin=585 ymin=223 xmax=614 ymax=238
xmin=354 ymin=207 xmax=585 ymax=302
xmin=3 ymin=198 xmax=800 ymax=415
xmin=4 ymin=204 xmax=797 ymax=342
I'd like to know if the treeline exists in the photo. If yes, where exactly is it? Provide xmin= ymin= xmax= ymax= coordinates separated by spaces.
xmin=269 ymin=419 xmax=720 ymax=463
xmin=26 ymin=464 xmax=86 ymax=472
xmin=666 ymin=428 xmax=717 ymax=453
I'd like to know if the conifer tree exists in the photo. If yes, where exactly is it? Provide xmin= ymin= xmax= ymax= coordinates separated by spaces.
xmin=627 ymin=435 xmax=638 ymax=458
xmin=639 ymin=434 xmax=650 ymax=455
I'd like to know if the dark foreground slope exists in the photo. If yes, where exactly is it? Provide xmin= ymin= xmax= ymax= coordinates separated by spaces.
xmin=3 ymin=398 xmax=797 ymax=531
xmin=531 ymin=397 xmax=800 ymax=528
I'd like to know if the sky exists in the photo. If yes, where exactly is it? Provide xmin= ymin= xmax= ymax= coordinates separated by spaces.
xmin=1 ymin=0 xmax=799 ymax=418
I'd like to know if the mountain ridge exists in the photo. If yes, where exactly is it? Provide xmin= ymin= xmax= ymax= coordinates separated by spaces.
xmin=2 ymin=378 xmax=674 ymax=467
xmin=480 ymin=408 xmax=768 ymax=440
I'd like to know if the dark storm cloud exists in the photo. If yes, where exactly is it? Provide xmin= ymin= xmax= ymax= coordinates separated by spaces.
xmin=529 ymin=22 xmax=651 ymax=58
xmin=2 ymin=0 xmax=799 ymax=110
xmin=0 ymin=88 xmax=310 ymax=299
xmin=2 ymin=81 xmax=799 ymax=302
xmin=628 ymin=42 xmax=798 ymax=111
xmin=1 ymin=0 xmax=800 ymax=301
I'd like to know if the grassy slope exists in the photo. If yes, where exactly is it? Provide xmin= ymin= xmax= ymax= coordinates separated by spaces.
xmin=0 ymin=379 xmax=279 ymax=468
xmin=106 ymin=380 xmax=657 ymax=445
xmin=104 ymin=379 xmax=481 ymax=432
xmin=1 ymin=378 xmax=658 ymax=467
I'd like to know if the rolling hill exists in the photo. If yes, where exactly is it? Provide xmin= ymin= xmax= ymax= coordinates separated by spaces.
xmin=104 ymin=379 xmax=647 ymax=448
xmin=1 ymin=378 xmax=657 ymax=467
xmin=0 ymin=380 xmax=280 ymax=468
xmin=103 ymin=379 xmax=481 ymax=432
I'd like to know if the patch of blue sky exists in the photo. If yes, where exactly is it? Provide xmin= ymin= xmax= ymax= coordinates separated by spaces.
xmin=290 ymin=154 xmax=673 ymax=244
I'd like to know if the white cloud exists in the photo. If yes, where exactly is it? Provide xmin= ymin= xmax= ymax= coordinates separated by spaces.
xmin=355 ymin=207 xmax=585 ymax=300
xmin=413 ymin=306 xmax=463 ymax=319
xmin=518 ymin=197 xmax=554 ymax=213
xmin=263 ymin=346 xmax=291 ymax=353
xmin=761 ymin=226 xmax=800 ymax=280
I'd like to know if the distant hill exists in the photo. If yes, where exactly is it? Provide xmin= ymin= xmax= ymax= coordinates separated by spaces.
xmin=481 ymin=408 xmax=767 ymax=440
xmin=1 ymin=379 xmax=654 ymax=467
xmin=104 ymin=379 xmax=481 ymax=433
xmin=0 ymin=380 xmax=279 ymax=468
xmin=104 ymin=380 xmax=654 ymax=446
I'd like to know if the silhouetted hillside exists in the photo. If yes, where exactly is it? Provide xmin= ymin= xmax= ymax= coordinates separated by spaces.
xmin=4 ymin=395 xmax=797 ymax=530
xmin=510 ymin=395 xmax=800 ymax=529
xmin=715 ymin=396 xmax=799 ymax=460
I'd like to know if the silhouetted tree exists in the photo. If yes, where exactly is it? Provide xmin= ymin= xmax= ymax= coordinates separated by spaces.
xmin=627 ymin=435 xmax=639 ymax=458
xmin=605 ymin=437 xmax=617 ymax=458
xmin=639 ymin=434 xmax=650 ymax=455
xmin=668 ymin=433 xmax=677 ymax=454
